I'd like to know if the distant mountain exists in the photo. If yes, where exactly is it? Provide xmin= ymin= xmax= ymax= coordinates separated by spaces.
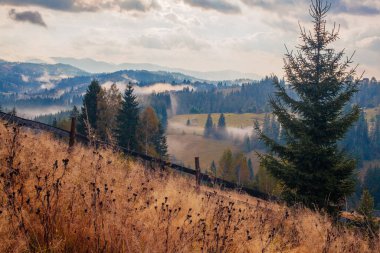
xmin=0 ymin=61 xmax=89 ymax=93
xmin=54 ymin=69 xmax=208 ymax=93
xmin=0 ymin=60 xmax=211 ymax=99
xmin=52 ymin=57 xmax=260 ymax=81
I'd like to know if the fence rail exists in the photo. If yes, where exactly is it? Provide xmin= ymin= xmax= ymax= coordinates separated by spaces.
xmin=0 ymin=111 xmax=274 ymax=201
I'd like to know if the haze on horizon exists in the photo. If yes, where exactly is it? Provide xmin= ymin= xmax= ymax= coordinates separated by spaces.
xmin=0 ymin=0 xmax=379 ymax=79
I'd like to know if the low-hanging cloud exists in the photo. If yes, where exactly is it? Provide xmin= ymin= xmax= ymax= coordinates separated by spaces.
xmin=8 ymin=9 xmax=47 ymax=27
xmin=183 ymin=0 xmax=241 ymax=14
xmin=0 ymin=0 xmax=160 ymax=13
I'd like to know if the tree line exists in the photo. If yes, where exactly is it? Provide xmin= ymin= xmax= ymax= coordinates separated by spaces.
xmin=76 ymin=80 xmax=168 ymax=158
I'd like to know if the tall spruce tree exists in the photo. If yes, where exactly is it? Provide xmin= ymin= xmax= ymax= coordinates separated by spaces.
xmin=216 ymin=113 xmax=227 ymax=139
xmin=77 ymin=80 xmax=101 ymax=137
xmin=154 ymin=122 xmax=168 ymax=159
xmin=115 ymin=85 xmax=140 ymax=150
xmin=256 ymin=0 xmax=360 ymax=214
xmin=204 ymin=114 xmax=214 ymax=137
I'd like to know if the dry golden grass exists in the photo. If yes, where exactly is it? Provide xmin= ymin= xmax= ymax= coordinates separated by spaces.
xmin=0 ymin=121 xmax=379 ymax=252
xmin=170 ymin=113 xmax=266 ymax=129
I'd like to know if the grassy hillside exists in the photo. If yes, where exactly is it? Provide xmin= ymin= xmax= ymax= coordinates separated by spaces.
xmin=0 ymin=121 xmax=378 ymax=252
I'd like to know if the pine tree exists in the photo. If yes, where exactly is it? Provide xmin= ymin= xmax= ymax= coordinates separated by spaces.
xmin=358 ymin=189 xmax=379 ymax=236
xmin=71 ymin=105 xmax=79 ymax=118
xmin=154 ymin=122 xmax=168 ymax=159
xmin=256 ymin=0 xmax=360 ymax=214
xmin=216 ymin=113 xmax=227 ymax=139
xmin=115 ymin=85 xmax=140 ymax=150
xmin=243 ymin=135 xmax=251 ymax=152
xmin=210 ymin=160 xmax=217 ymax=176
xmin=77 ymin=80 xmax=102 ymax=137
xmin=248 ymin=158 xmax=254 ymax=180
xmin=358 ymin=190 xmax=375 ymax=218
xmin=364 ymin=167 xmax=380 ymax=209
xmin=10 ymin=107 xmax=17 ymax=116
xmin=52 ymin=118 xmax=58 ymax=127
xmin=204 ymin=114 xmax=214 ymax=137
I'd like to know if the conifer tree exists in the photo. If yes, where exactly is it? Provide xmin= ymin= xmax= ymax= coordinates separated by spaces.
xmin=154 ymin=122 xmax=168 ymax=159
xmin=248 ymin=158 xmax=254 ymax=180
xmin=71 ymin=105 xmax=79 ymax=118
xmin=204 ymin=114 xmax=214 ymax=137
xmin=216 ymin=113 xmax=227 ymax=139
xmin=115 ymin=85 xmax=140 ymax=150
xmin=52 ymin=118 xmax=58 ymax=127
xmin=210 ymin=160 xmax=217 ymax=176
xmin=243 ymin=135 xmax=251 ymax=152
xmin=256 ymin=0 xmax=360 ymax=214
xmin=10 ymin=107 xmax=17 ymax=116
xmin=77 ymin=80 xmax=101 ymax=136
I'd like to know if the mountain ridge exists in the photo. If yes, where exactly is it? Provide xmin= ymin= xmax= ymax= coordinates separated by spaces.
xmin=52 ymin=57 xmax=261 ymax=81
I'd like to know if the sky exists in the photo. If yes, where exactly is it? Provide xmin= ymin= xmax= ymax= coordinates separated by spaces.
xmin=0 ymin=0 xmax=379 ymax=78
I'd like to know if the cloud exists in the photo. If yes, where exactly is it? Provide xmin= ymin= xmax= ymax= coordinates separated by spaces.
xmin=183 ymin=0 xmax=241 ymax=14
xmin=8 ymin=9 xmax=47 ymax=27
xmin=356 ymin=36 xmax=380 ymax=51
xmin=0 ymin=0 xmax=79 ymax=11
xmin=332 ymin=0 xmax=380 ymax=15
xmin=120 ymin=0 xmax=160 ymax=12
xmin=241 ymin=0 xmax=380 ymax=16
xmin=0 ymin=0 xmax=160 ymax=12
xmin=131 ymin=28 xmax=210 ymax=50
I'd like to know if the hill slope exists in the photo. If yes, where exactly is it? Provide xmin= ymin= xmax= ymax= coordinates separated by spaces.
xmin=0 ymin=121 xmax=378 ymax=252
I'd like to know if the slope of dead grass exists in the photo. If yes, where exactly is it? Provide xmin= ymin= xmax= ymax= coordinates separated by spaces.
xmin=0 ymin=121 xmax=379 ymax=252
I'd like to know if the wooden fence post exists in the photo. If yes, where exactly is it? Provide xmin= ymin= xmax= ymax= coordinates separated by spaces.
xmin=195 ymin=157 xmax=200 ymax=191
xmin=69 ymin=116 xmax=76 ymax=148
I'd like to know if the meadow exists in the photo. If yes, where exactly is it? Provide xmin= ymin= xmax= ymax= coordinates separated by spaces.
xmin=0 ymin=121 xmax=378 ymax=252
xmin=167 ymin=113 xmax=263 ymax=172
